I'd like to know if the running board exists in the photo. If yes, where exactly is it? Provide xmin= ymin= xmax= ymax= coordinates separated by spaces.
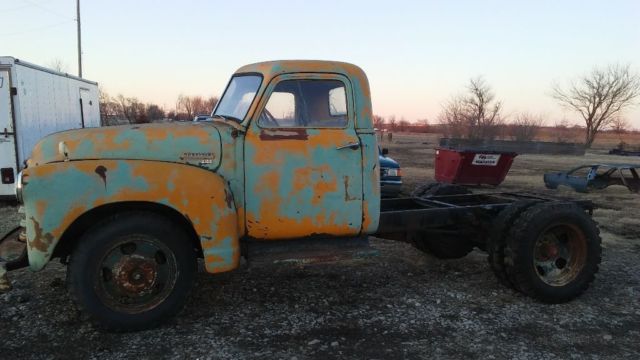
xmin=245 ymin=236 xmax=378 ymax=267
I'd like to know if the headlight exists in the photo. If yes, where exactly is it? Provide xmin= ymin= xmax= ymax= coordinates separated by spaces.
xmin=385 ymin=168 xmax=400 ymax=177
xmin=15 ymin=171 xmax=23 ymax=204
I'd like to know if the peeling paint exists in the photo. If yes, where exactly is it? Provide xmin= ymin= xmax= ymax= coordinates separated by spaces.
xmin=21 ymin=60 xmax=381 ymax=275
xmin=95 ymin=165 xmax=107 ymax=189
xmin=23 ymin=160 xmax=240 ymax=273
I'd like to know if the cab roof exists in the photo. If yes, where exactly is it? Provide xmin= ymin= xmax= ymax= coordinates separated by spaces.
xmin=236 ymin=60 xmax=367 ymax=83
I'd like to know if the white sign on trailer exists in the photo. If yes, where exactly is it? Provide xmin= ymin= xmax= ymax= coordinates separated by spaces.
xmin=472 ymin=154 xmax=501 ymax=166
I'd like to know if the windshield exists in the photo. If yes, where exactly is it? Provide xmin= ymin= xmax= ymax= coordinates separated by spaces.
xmin=213 ymin=75 xmax=262 ymax=121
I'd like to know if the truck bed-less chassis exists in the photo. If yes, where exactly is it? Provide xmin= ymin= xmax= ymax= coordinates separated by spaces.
xmin=0 ymin=60 xmax=602 ymax=331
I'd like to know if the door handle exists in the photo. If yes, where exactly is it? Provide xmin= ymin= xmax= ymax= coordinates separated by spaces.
xmin=336 ymin=142 xmax=360 ymax=150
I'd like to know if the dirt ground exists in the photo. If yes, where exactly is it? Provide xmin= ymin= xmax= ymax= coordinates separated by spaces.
xmin=1 ymin=133 xmax=639 ymax=359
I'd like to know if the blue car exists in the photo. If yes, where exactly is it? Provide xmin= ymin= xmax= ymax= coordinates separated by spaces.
xmin=379 ymin=147 xmax=402 ymax=197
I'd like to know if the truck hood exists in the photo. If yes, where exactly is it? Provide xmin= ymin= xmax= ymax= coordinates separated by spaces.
xmin=28 ymin=122 xmax=223 ymax=169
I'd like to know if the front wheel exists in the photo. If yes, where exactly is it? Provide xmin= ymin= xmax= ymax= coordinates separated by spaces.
xmin=67 ymin=212 xmax=197 ymax=331
xmin=503 ymin=202 xmax=601 ymax=303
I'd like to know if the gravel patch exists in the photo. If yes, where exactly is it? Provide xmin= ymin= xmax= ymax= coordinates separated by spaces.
xmin=1 ymin=203 xmax=639 ymax=359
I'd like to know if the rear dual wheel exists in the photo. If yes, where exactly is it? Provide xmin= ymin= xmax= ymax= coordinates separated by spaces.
xmin=490 ymin=202 xmax=601 ymax=303
xmin=412 ymin=182 xmax=475 ymax=259
xmin=413 ymin=232 xmax=475 ymax=259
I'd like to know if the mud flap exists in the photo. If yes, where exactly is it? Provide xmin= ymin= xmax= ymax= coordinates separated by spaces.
xmin=0 ymin=227 xmax=28 ymax=292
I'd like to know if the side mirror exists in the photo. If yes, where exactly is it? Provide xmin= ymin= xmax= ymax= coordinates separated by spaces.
xmin=382 ymin=148 xmax=389 ymax=156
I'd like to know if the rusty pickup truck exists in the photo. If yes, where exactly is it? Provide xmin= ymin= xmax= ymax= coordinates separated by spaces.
xmin=0 ymin=61 xmax=602 ymax=331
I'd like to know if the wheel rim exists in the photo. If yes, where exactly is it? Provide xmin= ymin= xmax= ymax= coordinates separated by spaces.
xmin=96 ymin=234 xmax=178 ymax=314
xmin=533 ymin=223 xmax=587 ymax=286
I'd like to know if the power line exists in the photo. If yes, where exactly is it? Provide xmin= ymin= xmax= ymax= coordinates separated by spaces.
xmin=4 ymin=4 xmax=34 ymax=12
xmin=0 ymin=20 xmax=74 ymax=37
xmin=20 ymin=0 xmax=74 ymax=20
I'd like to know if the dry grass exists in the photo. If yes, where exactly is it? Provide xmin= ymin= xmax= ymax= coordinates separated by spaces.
xmin=382 ymin=132 xmax=640 ymax=241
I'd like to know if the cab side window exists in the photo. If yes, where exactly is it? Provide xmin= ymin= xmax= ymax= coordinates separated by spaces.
xmin=258 ymin=79 xmax=348 ymax=128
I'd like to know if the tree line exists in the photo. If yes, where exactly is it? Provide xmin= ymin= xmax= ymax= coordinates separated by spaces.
xmin=434 ymin=63 xmax=639 ymax=148
xmin=99 ymin=89 xmax=218 ymax=125
xmin=99 ymin=63 xmax=639 ymax=148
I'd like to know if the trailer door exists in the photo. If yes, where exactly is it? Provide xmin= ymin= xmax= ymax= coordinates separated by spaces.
xmin=0 ymin=69 xmax=18 ymax=196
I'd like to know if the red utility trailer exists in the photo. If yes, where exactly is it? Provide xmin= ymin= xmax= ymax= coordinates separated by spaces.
xmin=434 ymin=148 xmax=517 ymax=186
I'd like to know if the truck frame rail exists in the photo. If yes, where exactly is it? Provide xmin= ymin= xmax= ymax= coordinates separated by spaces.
xmin=377 ymin=192 xmax=594 ymax=235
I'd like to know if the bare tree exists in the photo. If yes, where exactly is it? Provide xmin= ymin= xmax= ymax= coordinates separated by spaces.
xmin=190 ymin=96 xmax=206 ymax=115
xmin=115 ymin=95 xmax=147 ymax=123
xmin=146 ymin=104 xmax=165 ymax=121
xmin=115 ymin=94 xmax=131 ymax=123
xmin=397 ymin=117 xmax=409 ymax=132
xmin=206 ymin=96 xmax=219 ymax=113
xmin=98 ymin=88 xmax=123 ymax=125
xmin=509 ymin=113 xmax=544 ymax=141
xmin=439 ymin=95 xmax=469 ymax=138
xmin=553 ymin=64 xmax=640 ymax=148
xmin=387 ymin=115 xmax=397 ymax=131
xmin=48 ymin=58 xmax=68 ymax=72
xmin=610 ymin=116 xmax=630 ymax=135
xmin=440 ymin=77 xmax=503 ymax=140
xmin=373 ymin=115 xmax=385 ymax=128
xmin=177 ymin=94 xmax=195 ymax=119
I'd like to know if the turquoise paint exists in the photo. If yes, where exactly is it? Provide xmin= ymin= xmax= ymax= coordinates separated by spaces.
xmin=23 ymin=60 xmax=382 ymax=273
xmin=32 ymin=123 xmax=223 ymax=170
xmin=23 ymin=159 xmax=237 ymax=271
xmin=24 ymin=161 xmax=150 ymax=269
xmin=243 ymin=140 xmax=363 ymax=232
xmin=359 ymin=132 xmax=380 ymax=232
xmin=202 ymin=236 xmax=235 ymax=269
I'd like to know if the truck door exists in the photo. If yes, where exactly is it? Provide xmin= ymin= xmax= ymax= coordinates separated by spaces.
xmin=0 ymin=69 xmax=18 ymax=196
xmin=244 ymin=74 xmax=363 ymax=239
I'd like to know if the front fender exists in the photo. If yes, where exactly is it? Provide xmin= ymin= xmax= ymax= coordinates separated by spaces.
xmin=22 ymin=160 xmax=240 ymax=273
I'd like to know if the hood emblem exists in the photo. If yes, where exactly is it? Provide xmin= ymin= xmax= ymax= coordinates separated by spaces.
xmin=180 ymin=152 xmax=216 ymax=165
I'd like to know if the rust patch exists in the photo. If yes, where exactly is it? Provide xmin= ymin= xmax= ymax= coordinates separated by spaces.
xmin=95 ymin=165 xmax=108 ymax=188
xmin=113 ymin=256 xmax=157 ymax=296
xmin=344 ymin=176 xmax=356 ymax=201
xmin=29 ymin=217 xmax=55 ymax=253
xmin=259 ymin=129 xmax=308 ymax=141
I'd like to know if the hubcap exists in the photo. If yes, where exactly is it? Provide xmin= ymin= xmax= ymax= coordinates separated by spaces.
xmin=533 ymin=224 xmax=587 ymax=286
xmin=97 ymin=235 xmax=177 ymax=314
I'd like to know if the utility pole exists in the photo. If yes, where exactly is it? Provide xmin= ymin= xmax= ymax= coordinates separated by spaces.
xmin=76 ymin=0 xmax=82 ymax=77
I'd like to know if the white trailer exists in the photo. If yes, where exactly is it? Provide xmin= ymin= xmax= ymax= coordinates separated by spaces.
xmin=0 ymin=57 xmax=100 ymax=198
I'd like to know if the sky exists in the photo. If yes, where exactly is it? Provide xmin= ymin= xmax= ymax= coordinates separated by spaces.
xmin=2 ymin=0 xmax=640 ymax=127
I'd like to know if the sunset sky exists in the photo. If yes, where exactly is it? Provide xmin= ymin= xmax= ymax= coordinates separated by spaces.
xmin=2 ymin=0 xmax=640 ymax=127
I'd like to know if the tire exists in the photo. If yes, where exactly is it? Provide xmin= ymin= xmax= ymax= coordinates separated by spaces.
xmin=411 ymin=183 xmax=474 ymax=259
xmin=411 ymin=182 xmax=471 ymax=198
xmin=486 ymin=200 xmax=538 ymax=288
xmin=67 ymin=211 xmax=197 ymax=331
xmin=413 ymin=232 xmax=475 ymax=259
xmin=503 ymin=202 xmax=601 ymax=303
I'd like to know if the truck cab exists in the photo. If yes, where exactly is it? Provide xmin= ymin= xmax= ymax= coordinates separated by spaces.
xmin=4 ymin=61 xmax=380 ymax=330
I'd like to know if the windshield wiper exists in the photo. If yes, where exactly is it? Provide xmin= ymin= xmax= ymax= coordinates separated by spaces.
xmin=212 ymin=114 xmax=242 ymax=122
